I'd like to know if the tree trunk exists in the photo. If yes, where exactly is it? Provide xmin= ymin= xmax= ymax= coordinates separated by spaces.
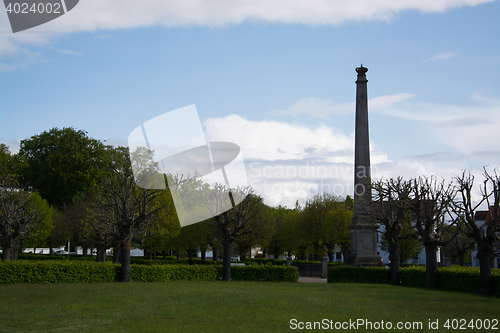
xmin=458 ymin=253 xmax=465 ymax=267
xmin=201 ymin=250 xmax=206 ymax=265
xmin=212 ymin=248 xmax=218 ymax=261
xmin=327 ymin=248 xmax=334 ymax=263
xmin=162 ymin=251 xmax=167 ymax=260
xmin=477 ymin=249 xmax=494 ymax=296
xmin=33 ymin=247 xmax=37 ymax=254
xmin=97 ymin=245 xmax=106 ymax=262
xmin=120 ymin=241 xmax=131 ymax=282
xmin=188 ymin=248 xmax=193 ymax=265
xmin=388 ymin=241 xmax=401 ymax=285
xmin=222 ymin=239 xmax=232 ymax=281
xmin=49 ymin=246 xmax=54 ymax=256
xmin=113 ymin=246 xmax=121 ymax=264
xmin=82 ymin=246 xmax=87 ymax=258
xmin=342 ymin=245 xmax=349 ymax=263
xmin=239 ymin=245 xmax=250 ymax=262
xmin=424 ymin=243 xmax=439 ymax=288
xmin=12 ymin=245 xmax=19 ymax=261
xmin=1 ymin=246 xmax=12 ymax=261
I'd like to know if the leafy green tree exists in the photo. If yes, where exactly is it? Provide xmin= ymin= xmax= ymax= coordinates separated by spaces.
xmin=322 ymin=196 xmax=352 ymax=262
xmin=234 ymin=201 xmax=273 ymax=261
xmin=18 ymin=127 xmax=109 ymax=207
xmin=0 ymin=143 xmax=11 ymax=175
xmin=21 ymin=193 xmax=54 ymax=254
xmin=301 ymin=193 xmax=344 ymax=260
xmin=46 ymin=208 xmax=73 ymax=255
xmin=141 ymin=190 xmax=181 ymax=260
xmin=265 ymin=205 xmax=290 ymax=259
xmin=278 ymin=207 xmax=304 ymax=259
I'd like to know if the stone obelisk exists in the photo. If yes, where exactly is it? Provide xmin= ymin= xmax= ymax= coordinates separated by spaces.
xmin=347 ymin=65 xmax=380 ymax=266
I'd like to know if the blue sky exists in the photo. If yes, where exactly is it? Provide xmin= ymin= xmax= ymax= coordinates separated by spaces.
xmin=1 ymin=0 xmax=499 ymax=207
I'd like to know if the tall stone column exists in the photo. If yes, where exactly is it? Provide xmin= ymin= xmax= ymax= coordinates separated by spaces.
xmin=347 ymin=65 xmax=380 ymax=266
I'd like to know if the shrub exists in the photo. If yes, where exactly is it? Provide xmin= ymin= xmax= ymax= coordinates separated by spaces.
xmin=327 ymin=266 xmax=390 ymax=284
xmin=226 ymin=265 xmax=299 ymax=282
xmin=0 ymin=261 xmax=118 ymax=284
xmin=328 ymin=265 xmax=500 ymax=297
xmin=399 ymin=266 xmax=426 ymax=288
xmin=131 ymin=264 xmax=218 ymax=282
xmin=0 ymin=260 xmax=297 ymax=284
xmin=131 ymin=258 xmax=222 ymax=266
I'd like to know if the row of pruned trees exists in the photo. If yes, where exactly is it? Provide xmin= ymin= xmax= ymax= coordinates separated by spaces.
xmin=367 ymin=169 xmax=499 ymax=295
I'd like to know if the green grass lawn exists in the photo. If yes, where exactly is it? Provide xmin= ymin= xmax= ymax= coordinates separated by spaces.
xmin=0 ymin=281 xmax=498 ymax=332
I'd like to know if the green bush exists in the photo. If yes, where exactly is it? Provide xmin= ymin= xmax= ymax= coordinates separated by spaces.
xmin=131 ymin=264 xmax=218 ymax=282
xmin=245 ymin=258 xmax=344 ymax=266
xmin=399 ymin=266 xmax=426 ymax=288
xmin=130 ymin=258 xmax=223 ymax=266
xmin=0 ymin=260 xmax=297 ymax=284
xmin=225 ymin=265 xmax=299 ymax=282
xmin=0 ymin=261 xmax=118 ymax=284
xmin=327 ymin=266 xmax=390 ymax=284
xmin=244 ymin=258 xmax=288 ymax=266
xmin=328 ymin=265 xmax=500 ymax=297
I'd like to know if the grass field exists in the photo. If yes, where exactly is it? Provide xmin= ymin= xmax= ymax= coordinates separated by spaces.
xmin=0 ymin=281 xmax=499 ymax=332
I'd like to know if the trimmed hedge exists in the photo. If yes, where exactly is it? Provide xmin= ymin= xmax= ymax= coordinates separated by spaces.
xmin=0 ymin=261 xmax=298 ymax=284
xmin=327 ymin=266 xmax=390 ymax=284
xmin=399 ymin=266 xmax=426 ymax=288
xmin=131 ymin=264 xmax=219 ymax=282
xmin=245 ymin=258 xmax=345 ymax=266
xmin=227 ymin=265 xmax=299 ymax=282
xmin=130 ymin=258 xmax=222 ymax=266
xmin=328 ymin=265 xmax=500 ymax=297
xmin=0 ymin=261 xmax=118 ymax=284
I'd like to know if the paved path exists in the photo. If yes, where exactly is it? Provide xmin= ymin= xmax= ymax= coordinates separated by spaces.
xmin=298 ymin=277 xmax=327 ymax=283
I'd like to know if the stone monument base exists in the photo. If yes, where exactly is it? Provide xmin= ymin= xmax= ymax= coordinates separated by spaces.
xmin=347 ymin=225 xmax=380 ymax=266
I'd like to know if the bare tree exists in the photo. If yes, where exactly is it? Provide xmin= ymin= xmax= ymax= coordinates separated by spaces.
xmin=409 ymin=176 xmax=456 ymax=288
xmin=451 ymin=169 xmax=500 ymax=295
xmin=0 ymin=178 xmax=51 ymax=261
xmin=203 ymin=185 xmax=265 ymax=281
xmin=369 ymin=177 xmax=418 ymax=285
xmin=440 ymin=216 xmax=475 ymax=266
xmin=96 ymin=147 xmax=169 ymax=282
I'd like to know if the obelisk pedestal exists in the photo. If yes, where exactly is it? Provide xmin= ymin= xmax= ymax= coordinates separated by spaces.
xmin=347 ymin=65 xmax=380 ymax=266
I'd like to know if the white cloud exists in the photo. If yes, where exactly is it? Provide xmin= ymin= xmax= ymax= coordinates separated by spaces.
xmin=424 ymin=51 xmax=458 ymax=62
xmin=204 ymin=114 xmax=362 ymax=163
xmin=53 ymin=48 xmax=83 ymax=56
xmin=95 ymin=34 xmax=114 ymax=39
xmin=274 ymin=93 xmax=416 ymax=118
xmin=0 ymin=48 xmax=47 ymax=72
xmin=202 ymin=93 xmax=499 ymax=207
xmin=0 ymin=139 xmax=21 ymax=154
xmin=374 ymin=94 xmax=500 ymax=154
xmin=0 ymin=0 xmax=493 ymax=57
xmin=273 ymin=98 xmax=353 ymax=118
xmin=202 ymin=114 xmax=459 ymax=207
